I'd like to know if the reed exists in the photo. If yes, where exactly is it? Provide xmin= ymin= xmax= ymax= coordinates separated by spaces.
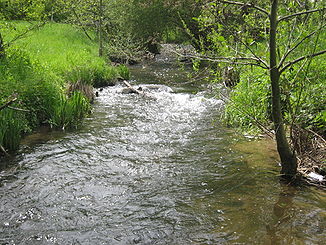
xmin=50 ymin=92 xmax=90 ymax=130
xmin=0 ymin=109 xmax=24 ymax=152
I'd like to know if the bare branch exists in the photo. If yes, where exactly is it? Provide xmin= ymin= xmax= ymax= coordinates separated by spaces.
xmin=5 ymin=22 xmax=46 ymax=47
xmin=278 ymin=8 xmax=326 ymax=22
xmin=214 ymin=0 xmax=269 ymax=16
xmin=72 ymin=8 xmax=93 ymax=41
xmin=7 ymin=106 xmax=30 ymax=112
xmin=280 ymin=50 xmax=326 ymax=74
xmin=176 ymin=51 xmax=269 ymax=69
xmin=240 ymin=40 xmax=269 ymax=69
xmin=0 ymin=97 xmax=17 ymax=111
xmin=278 ymin=23 xmax=326 ymax=69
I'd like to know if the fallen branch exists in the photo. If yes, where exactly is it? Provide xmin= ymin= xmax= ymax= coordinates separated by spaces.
xmin=123 ymin=80 xmax=144 ymax=95
xmin=0 ymin=97 xmax=17 ymax=111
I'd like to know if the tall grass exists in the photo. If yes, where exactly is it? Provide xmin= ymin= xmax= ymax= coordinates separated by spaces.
xmin=4 ymin=22 xmax=128 ymax=84
xmin=0 ymin=109 xmax=23 ymax=152
xmin=50 ymin=92 xmax=90 ymax=130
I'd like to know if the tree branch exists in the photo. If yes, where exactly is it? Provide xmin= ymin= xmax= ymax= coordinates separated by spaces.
xmin=214 ymin=0 xmax=269 ymax=16
xmin=5 ymin=22 xmax=46 ymax=47
xmin=278 ymin=24 xmax=326 ymax=69
xmin=173 ymin=48 xmax=269 ymax=69
xmin=240 ymin=40 xmax=269 ymax=69
xmin=278 ymin=8 xmax=326 ymax=22
xmin=280 ymin=50 xmax=326 ymax=74
xmin=0 ymin=97 xmax=17 ymax=111
xmin=72 ymin=8 xmax=93 ymax=41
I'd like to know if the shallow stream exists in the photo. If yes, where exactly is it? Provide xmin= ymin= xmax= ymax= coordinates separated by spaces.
xmin=0 ymin=55 xmax=325 ymax=244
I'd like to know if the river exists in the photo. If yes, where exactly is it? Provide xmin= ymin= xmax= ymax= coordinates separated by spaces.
xmin=0 ymin=54 xmax=325 ymax=244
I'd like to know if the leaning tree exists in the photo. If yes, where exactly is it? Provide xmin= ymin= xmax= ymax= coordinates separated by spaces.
xmin=188 ymin=0 xmax=325 ymax=179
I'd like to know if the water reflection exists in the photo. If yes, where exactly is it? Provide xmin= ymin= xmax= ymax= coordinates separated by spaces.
xmin=266 ymin=184 xmax=297 ymax=245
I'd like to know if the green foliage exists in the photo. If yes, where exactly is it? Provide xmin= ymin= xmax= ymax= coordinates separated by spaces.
xmin=116 ymin=64 xmax=130 ymax=80
xmin=282 ymin=56 xmax=326 ymax=134
xmin=193 ymin=1 xmax=326 ymax=138
xmin=0 ymin=0 xmax=48 ymax=20
xmin=0 ymin=47 xmax=62 ymax=151
xmin=64 ymin=64 xmax=118 ymax=88
xmin=0 ymin=47 xmax=62 ymax=126
xmin=224 ymin=68 xmax=270 ymax=134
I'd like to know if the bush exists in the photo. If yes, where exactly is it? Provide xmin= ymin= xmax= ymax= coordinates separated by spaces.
xmin=224 ymin=68 xmax=270 ymax=134
xmin=0 ymin=47 xmax=62 ymax=127
xmin=0 ymin=47 xmax=63 ymax=151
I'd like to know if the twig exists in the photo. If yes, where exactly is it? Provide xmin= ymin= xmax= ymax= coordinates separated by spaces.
xmin=212 ymin=0 xmax=269 ymax=16
xmin=279 ymin=8 xmax=326 ymax=22
xmin=7 ymin=106 xmax=30 ymax=112
xmin=280 ymin=49 xmax=326 ymax=74
xmin=278 ymin=24 xmax=326 ymax=69
xmin=72 ymin=8 xmax=93 ymax=41
xmin=240 ymin=39 xmax=269 ymax=69
xmin=305 ymin=128 xmax=326 ymax=144
xmin=5 ymin=22 xmax=46 ymax=47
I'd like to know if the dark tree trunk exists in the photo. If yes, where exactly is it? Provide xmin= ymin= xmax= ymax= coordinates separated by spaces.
xmin=269 ymin=0 xmax=297 ymax=178
xmin=0 ymin=31 xmax=5 ymax=59
xmin=98 ymin=0 xmax=104 ymax=57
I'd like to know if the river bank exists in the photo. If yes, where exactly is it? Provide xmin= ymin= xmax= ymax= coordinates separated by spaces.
xmin=0 ymin=22 xmax=129 ymax=154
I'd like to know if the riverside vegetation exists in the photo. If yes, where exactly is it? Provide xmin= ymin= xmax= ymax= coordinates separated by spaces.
xmin=0 ymin=21 xmax=129 ymax=153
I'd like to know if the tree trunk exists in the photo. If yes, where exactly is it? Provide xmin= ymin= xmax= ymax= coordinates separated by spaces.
xmin=269 ymin=0 xmax=297 ymax=178
xmin=98 ymin=0 xmax=104 ymax=57
xmin=0 ymin=31 xmax=5 ymax=59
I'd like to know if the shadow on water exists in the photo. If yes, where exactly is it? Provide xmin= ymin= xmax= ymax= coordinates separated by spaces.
xmin=0 ymin=56 xmax=325 ymax=244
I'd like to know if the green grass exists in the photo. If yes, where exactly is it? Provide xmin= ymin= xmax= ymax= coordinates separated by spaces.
xmin=3 ymin=22 xmax=127 ymax=84
xmin=4 ymin=22 xmax=98 ymax=72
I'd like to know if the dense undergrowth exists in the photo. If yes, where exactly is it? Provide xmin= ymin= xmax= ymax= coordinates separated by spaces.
xmin=224 ymin=52 xmax=326 ymax=137
xmin=0 ymin=22 xmax=129 ymax=153
xmin=222 ymin=36 xmax=326 ymax=175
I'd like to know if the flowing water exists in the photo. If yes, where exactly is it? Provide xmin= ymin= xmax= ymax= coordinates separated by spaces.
xmin=0 ymin=55 xmax=325 ymax=245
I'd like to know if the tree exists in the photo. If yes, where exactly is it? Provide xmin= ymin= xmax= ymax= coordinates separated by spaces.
xmin=189 ymin=0 xmax=325 ymax=179
xmin=0 ymin=31 xmax=4 ymax=58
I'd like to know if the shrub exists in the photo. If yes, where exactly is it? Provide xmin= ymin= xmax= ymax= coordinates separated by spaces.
xmin=224 ymin=68 xmax=270 ymax=134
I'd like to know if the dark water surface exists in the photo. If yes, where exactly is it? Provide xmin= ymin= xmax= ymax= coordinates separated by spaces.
xmin=0 ymin=57 xmax=325 ymax=244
